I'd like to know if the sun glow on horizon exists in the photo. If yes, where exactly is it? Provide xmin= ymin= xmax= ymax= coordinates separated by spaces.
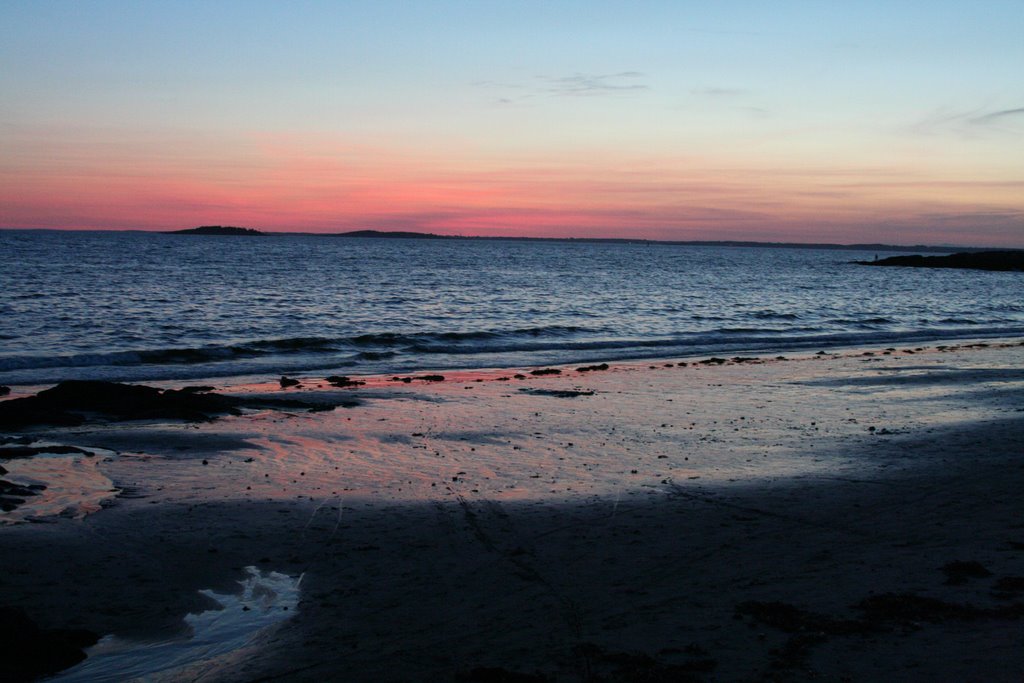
xmin=1 ymin=2 xmax=1022 ymax=246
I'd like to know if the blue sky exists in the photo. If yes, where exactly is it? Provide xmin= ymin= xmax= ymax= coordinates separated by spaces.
xmin=2 ymin=1 xmax=1022 ymax=244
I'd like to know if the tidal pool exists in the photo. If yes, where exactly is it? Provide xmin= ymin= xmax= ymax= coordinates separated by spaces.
xmin=53 ymin=567 xmax=302 ymax=682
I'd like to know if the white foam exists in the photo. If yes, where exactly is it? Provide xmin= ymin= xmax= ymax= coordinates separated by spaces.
xmin=52 ymin=567 xmax=302 ymax=682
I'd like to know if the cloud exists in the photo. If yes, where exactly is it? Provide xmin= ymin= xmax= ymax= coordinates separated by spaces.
xmin=910 ymin=105 xmax=1024 ymax=136
xmin=968 ymin=107 xmax=1024 ymax=126
xmin=477 ymin=72 xmax=648 ymax=104
xmin=538 ymin=72 xmax=648 ymax=96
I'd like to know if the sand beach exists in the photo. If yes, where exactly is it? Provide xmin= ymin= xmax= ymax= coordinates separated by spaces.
xmin=1 ymin=340 xmax=1023 ymax=681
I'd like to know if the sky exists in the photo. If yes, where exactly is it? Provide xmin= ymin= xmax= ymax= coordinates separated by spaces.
xmin=1 ymin=1 xmax=1022 ymax=246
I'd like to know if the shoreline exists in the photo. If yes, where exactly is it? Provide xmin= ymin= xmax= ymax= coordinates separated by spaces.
xmin=4 ymin=333 xmax=1022 ymax=399
xmin=5 ymin=324 xmax=1024 ymax=392
xmin=1 ymin=339 xmax=1023 ymax=681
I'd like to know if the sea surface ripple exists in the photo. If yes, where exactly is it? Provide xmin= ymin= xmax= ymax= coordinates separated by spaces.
xmin=2 ymin=230 xmax=1022 ymax=385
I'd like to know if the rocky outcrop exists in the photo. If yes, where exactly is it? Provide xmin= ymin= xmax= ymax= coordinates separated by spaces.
xmin=0 ymin=380 xmax=360 ymax=429
xmin=854 ymin=251 xmax=1024 ymax=272
xmin=167 ymin=226 xmax=264 ymax=236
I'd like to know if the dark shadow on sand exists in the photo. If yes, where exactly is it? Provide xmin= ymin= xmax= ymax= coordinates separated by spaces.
xmin=2 ymin=413 xmax=1022 ymax=681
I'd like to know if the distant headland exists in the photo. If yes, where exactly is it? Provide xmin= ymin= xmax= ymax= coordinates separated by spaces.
xmin=167 ymin=225 xmax=266 ymax=236
xmin=88 ymin=225 xmax=1017 ymax=253
xmin=331 ymin=229 xmax=447 ymax=239
xmin=854 ymin=250 xmax=1024 ymax=272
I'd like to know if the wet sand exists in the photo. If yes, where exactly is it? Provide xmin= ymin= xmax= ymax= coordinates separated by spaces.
xmin=1 ymin=341 xmax=1023 ymax=681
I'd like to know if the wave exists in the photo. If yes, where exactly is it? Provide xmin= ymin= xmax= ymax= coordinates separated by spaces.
xmin=936 ymin=317 xmax=980 ymax=325
xmin=349 ymin=325 xmax=587 ymax=348
xmin=389 ymin=325 xmax=1024 ymax=359
xmin=3 ymin=323 xmax=1024 ymax=385
xmin=827 ymin=317 xmax=894 ymax=327
xmin=0 ymin=325 xmax=597 ymax=373
xmin=751 ymin=311 xmax=800 ymax=320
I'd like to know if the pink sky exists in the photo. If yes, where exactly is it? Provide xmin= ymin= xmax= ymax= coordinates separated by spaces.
xmin=3 ymin=129 xmax=1021 ymax=246
xmin=2 ymin=3 xmax=1022 ymax=247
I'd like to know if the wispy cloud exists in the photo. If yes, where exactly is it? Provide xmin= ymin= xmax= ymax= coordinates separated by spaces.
xmin=967 ymin=107 xmax=1024 ymax=126
xmin=910 ymin=104 xmax=1024 ymax=136
xmin=538 ymin=71 xmax=648 ymax=96
xmin=477 ymin=71 xmax=648 ymax=105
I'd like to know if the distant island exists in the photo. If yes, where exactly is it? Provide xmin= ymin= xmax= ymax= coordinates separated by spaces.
xmin=854 ymin=250 xmax=1024 ymax=272
xmin=328 ymin=231 xmax=1001 ymax=253
xmin=143 ymin=226 xmax=1019 ymax=254
xmin=333 ymin=230 xmax=447 ymax=239
xmin=167 ymin=226 xmax=265 ymax=236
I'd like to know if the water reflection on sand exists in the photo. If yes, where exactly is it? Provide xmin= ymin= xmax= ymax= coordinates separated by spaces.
xmin=53 ymin=567 xmax=301 ymax=682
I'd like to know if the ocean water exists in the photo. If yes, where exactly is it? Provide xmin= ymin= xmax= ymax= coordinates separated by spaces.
xmin=1 ymin=230 xmax=1022 ymax=386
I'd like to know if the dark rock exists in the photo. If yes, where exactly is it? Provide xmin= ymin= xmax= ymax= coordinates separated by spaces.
xmin=529 ymin=368 xmax=561 ymax=376
xmin=854 ymin=250 xmax=1024 ymax=272
xmin=279 ymin=376 xmax=300 ymax=388
xmin=326 ymin=376 xmax=366 ymax=388
xmin=520 ymin=389 xmax=595 ymax=398
xmin=0 ymin=480 xmax=42 ymax=498
xmin=178 ymin=385 xmax=216 ymax=394
xmin=392 ymin=375 xmax=435 ymax=384
xmin=576 ymin=363 xmax=609 ymax=372
xmin=699 ymin=357 xmax=727 ymax=365
xmin=0 ymin=605 xmax=98 ymax=682
xmin=0 ymin=386 xmax=10 ymax=397
xmin=0 ymin=380 xmax=247 ymax=428
xmin=389 ymin=374 xmax=446 ymax=385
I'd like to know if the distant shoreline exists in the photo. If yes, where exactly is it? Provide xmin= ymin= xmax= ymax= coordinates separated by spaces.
xmin=1 ymin=226 xmax=1014 ymax=253
xmin=854 ymin=250 xmax=1024 ymax=272
xmin=318 ymin=230 xmax=992 ymax=253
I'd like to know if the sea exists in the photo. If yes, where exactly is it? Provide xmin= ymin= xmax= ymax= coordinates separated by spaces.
xmin=1 ymin=230 xmax=1022 ymax=387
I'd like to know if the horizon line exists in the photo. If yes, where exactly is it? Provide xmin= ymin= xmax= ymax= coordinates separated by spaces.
xmin=0 ymin=225 xmax=1020 ymax=252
